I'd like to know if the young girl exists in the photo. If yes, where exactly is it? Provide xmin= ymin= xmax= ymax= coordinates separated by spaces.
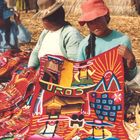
xmin=77 ymin=0 xmax=137 ymax=81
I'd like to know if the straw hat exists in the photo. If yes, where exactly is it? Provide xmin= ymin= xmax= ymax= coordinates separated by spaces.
xmin=33 ymin=0 xmax=64 ymax=19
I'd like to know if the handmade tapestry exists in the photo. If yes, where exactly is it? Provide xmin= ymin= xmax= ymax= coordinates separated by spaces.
xmin=0 ymin=67 xmax=36 ymax=139
xmin=26 ymin=47 xmax=128 ymax=140
xmin=0 ymin=49 xmax=38 ymax=139
xmin=0 ymin=50 xmax=31 ymax=82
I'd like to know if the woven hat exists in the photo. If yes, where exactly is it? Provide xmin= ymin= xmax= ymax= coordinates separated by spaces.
xmin=33 ymin=0 xmax=64 ymax=19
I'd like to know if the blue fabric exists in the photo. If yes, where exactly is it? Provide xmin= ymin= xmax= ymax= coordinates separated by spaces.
xmin=0 ymin=0 xmax=14 ymax=19
xmin=0 ymin=22 xmax=31 ymax=52
xmin=0 ymin=0 xmax=5 ymax=8
xmin=3 ymin=9 xmax=14 ymax=19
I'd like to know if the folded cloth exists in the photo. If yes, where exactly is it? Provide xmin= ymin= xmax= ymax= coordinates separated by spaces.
xmin=126 ymin=66 xmax=140 ymax=90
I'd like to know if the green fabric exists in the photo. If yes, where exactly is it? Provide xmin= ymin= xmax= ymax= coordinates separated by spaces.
xmin=72 ymin=77 xmax=94 ymax=86
xmin=28 ymin=25 xmax=83 ymax=69
xmin=77 ymin=30 xmax=132 ymax=61
xmin=2 ymin=138 xmax=14 ymax=140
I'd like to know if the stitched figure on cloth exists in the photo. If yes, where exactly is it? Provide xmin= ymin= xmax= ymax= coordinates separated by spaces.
xmin=27 ymin=47 xmax=128 ymax=140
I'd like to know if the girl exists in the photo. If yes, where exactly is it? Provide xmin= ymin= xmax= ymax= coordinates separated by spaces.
xmin=77 ymin=0 xmax=137 ymax=81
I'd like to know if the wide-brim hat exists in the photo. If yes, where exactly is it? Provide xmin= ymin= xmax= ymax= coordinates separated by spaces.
xmin=33 ymin=0 xmax=64 ymax=19
xmin=79 ymin=0 xmax=109 ymax=26
xmin=86 ymin=119 xmax=113 ymax=127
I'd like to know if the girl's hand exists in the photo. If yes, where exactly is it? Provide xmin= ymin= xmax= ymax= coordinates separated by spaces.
xmin=118 ymin=45 xmax=136 ymax=69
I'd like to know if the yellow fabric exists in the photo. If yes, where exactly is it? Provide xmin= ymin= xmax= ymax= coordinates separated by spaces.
xmin=80 ymin=70 xmax=87 ymax=79
xmin=59 ymin=61 xmax=73 ymax=87
xmin=93 ymin=128 xmax=112 ymax=138
xmin=16 ymin=0 xmax=25 ymax=10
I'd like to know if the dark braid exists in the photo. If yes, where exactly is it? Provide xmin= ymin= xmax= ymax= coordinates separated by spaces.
xmin=0 ymin=10 xmax=2 ymax=19
xmin=5 ymin=18 xmax=12 ymax=46
xmin=85 ymin=33 xmax=96 ymax=59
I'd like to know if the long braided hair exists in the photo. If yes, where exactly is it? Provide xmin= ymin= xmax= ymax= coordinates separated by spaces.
xmin=78 ymin=33 xmax=96 ymax=80
xmin=85 ymin=12 xmax=110 ymax=59
xmin=5 ymin=18 xmax=12 ymax=46
xmin=85 ymin=32 xmax=96 ymax=59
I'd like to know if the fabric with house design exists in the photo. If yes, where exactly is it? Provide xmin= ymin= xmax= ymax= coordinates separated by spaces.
xmin=27 ymin=47 xmax=128 ymax=140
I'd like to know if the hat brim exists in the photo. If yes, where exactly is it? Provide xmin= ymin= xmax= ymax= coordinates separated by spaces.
xmin=78 ymin=7 xmax=109 ymax=26
xmin=3 ymin=9 xmax=14 ymax=20
xmin=32 ymin=2 xmax=63 ymax=19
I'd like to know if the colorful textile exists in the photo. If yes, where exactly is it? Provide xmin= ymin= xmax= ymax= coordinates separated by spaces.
xmin=27 ymin=47 xmax=128 ymax=140
xmin=0 ymin=67 xmax=36 ymax=139
xmin=0 ymin=50 xmax=31 ymax=82
xmin=0 ymin=22 xmax=31 ymax=52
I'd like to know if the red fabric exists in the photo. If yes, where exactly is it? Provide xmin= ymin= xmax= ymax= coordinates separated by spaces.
xmin=27 ymin=47 xmax=129 ymax=140
xmin=0 ymin=50 xmax=31 ymax=81
xmin=0 ymin=68 xmax=37 ymax=139
xmin=0 ymin=47 xmax=128 ymax=139
xmin=78 ymin=0 xmax=109 ymax=26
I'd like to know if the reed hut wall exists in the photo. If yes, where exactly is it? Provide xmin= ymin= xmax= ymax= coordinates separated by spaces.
xmin=63 ymin=0 xmax=137 ymax=16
